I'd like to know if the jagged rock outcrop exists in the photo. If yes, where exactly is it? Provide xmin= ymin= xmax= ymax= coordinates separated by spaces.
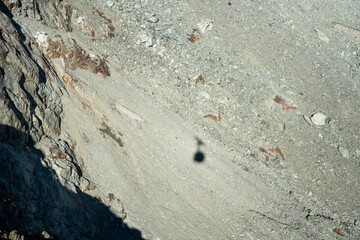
xmin=35 ymin=34 xmax=110 ymax=77
xmin=0 ymin=4 xmax=141 ymax=240
xmin=3 ymin=0 xmax=72 ymax=31
xmin=0 ymin=9 xmax=64 ymax=145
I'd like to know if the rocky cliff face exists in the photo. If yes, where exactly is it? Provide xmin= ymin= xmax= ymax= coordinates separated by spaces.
xmin=3 ymin=0 xmax=72 ymax=31
xmin=0 ymin=2 xmax=140 ymax=239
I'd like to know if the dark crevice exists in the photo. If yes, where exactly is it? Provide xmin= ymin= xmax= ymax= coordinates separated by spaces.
xmin=61 ymin=141 xmax=83 ymax=178
xmin=314 ymin=213 xmax=334 ymax=221
xmin=305 ymin=209 xmax=334 ymax=221
xmin=20 ymin=43 xmax=48 ymax=85
xmin=2 ymin=89 xmax=30 ymax=145
xmin=249 ymin=209 xmax=302 ymax=230
xmin=0 ymin=1 xmax=14 ymax=19
xmin=305 ymin=208 xmax=358 ymax=235
xmin=0 ymin=2 xmax=26 ymax=42
xmin=19 ymin=73 xmax=38 ymax=113
xmin=1 ymin=2 xmax=49 ymax=88
xmin=34 ymin=1 xmax=42 ymax=21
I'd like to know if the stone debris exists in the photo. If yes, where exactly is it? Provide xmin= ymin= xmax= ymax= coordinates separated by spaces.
xmin=106 ymin=1 xmax=115 ymax=8
xmin=329 ymin=120 xmax=336 ymax=130
xmin=338 ymin=146 xmax=350 ymax=159
xmin=333 ymin=22 xmax=360 ymax=42
xmin=94 ymin=9 xmax=116 ymax=38
xmin=187 ymin=28 xmax=202 ymax=43
xmin=41 ymin=231 xmax=52 ymax=239
xmin=270 ymin=122 xmax=285 ymax=132
xmin=136 ymin=30 xmax=154 ymax=47
xmin=310 ymin=113 xmax=327 ymax=126
xmin=8 ymin=230 xmax=24 ymax=240
xmin=34 ymin=31 xmax=49 ymax=45
xmin=147 ymin=16 xmax=159 ymax=23
xmin=197 ymin=19 xmax=214 ymax=34
xmin=35 ymin=34 xmax=110 ymax=76
xmin=356 ymin=149 xmax=360 ymax=157
xmin=199 ymin=91 xmax=210 ymax=99
xmin=115 ymin=104 xmax=144 ymax=124
xmin=333 ymin=228 xmax=345 ymax=236
xmin=76 ymin=16 xmax=83 ymax=24
xmin=315 ymin=28 xmax=329 ymax=44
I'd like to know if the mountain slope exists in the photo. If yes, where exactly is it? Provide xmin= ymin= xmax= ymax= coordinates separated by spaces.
xmin=1 ymin=0 xmax=359 ymax=239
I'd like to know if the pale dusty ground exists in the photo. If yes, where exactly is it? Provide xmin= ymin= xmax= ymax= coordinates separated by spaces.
xmin=18 ymin=0 xmax=360 ymax=239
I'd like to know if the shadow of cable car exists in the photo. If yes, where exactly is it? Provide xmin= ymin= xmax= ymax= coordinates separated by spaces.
xmin=193 ymin=137 xmax=205 ymax=163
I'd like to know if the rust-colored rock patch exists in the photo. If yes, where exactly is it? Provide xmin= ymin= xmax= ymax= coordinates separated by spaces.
xmin=274 ymin=95 xmax=297 ymax=111
xmin=95 ymin=9 xmax=115 ymax=38
xmin=41 ymin=37 xmax=110 ymax=77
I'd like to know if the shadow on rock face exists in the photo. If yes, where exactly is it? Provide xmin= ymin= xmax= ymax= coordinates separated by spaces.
xmin=194 ymin=151 xmax=205 ymax=162
xmin=193 ymin=137 xmax=205 ymax=163
xmin=0 ymin=124 xmax=143 ymax=240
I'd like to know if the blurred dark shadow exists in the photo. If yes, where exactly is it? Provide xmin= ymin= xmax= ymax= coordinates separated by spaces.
xmin=0 ymin=124 xmax=143 ymax=239
xmin=193 ymin=137 xmax=205 ymax=163
xmin=0 ymin=1 xmax=26 ymax=42
xmin=0 ymin=1 xmax=13 ymax=19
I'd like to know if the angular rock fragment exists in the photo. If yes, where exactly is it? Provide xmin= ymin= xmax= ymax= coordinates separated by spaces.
xmin=197 ymin=19 xmax=214 ymax=34
xmin=315 ymin=28 xmax=329 ymax=44
xmin=338 ymin=146 xmax=350 ymax=159
xmin=310 ymin=112 xmax=327 ymax=126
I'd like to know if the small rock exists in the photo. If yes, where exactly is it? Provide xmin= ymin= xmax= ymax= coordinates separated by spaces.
xmin=106 ymin=1 xmax=114 ymax=7
xmin=9 ymin=230 xmax=23 ymax=240
xmin=41 ymin=231 xmax=52 ymax=239
xmin=315 ymin=28 xmax=329 ymax=44
xmin=339 ymin=146 xmax=350 ymax=159
xmin=356 ymin=149 xmax=360 ymax=157
xmin=197 ymin=19 xmax=214 ymax=34
xmin=270 ymin=122 xmax=285 ymax=132
xmin=333 ymin=23 xmax=360 ymax=43
xmin=200 ymin=91 xmax=210 ymax=99
xmin=145 ymin=36 xmax=154 ymax=47
xmin=136 ymin=30 xmax=154 ymax=47
xmin=311 ymin=112 xmax=327 ymax=126
xmin=147 ymin=16 xmax=159 ymax=23
xmin=136 ymin=31 xmax=147 ymax=43
xmin=329 ymin=120 xmax=336 ymax=130
xmin=76 ymin=17 xmax=83 ymax=24
xmin=34 ymin=32 xmax=49 ymax=44
xmin=218 ymin=96 xmax=228 ymax=104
